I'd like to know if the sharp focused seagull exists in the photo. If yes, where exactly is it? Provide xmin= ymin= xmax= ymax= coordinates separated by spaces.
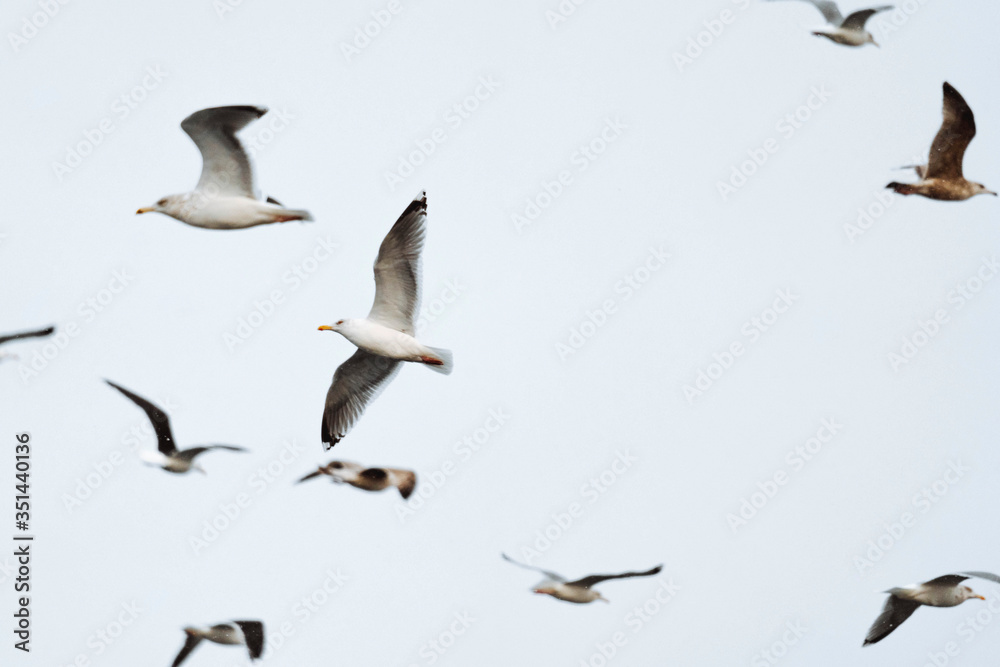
xmin=104 ymin=380 xmax=247 ymax=474
xmin=137 ymin=105 xmax=313 ymax=229
xmin=171 ymin=620 xmax=265 ymax=666
xmin=501 ymin=553 xmax=663 ymax=604
xmin=297 ymin=460 xmax=417 ymax=498
xmin=767 ymin=0 xmax=893 ymax=47
xmin=0 ymin=325 xmax=54 ymax=363
xmin=864 ymin=572 xmax=1000 ymax=645
xmin=887 ymin=83 xmax=996 ymax=201
xmin=318 ymin=191 xmax=453 ymax=450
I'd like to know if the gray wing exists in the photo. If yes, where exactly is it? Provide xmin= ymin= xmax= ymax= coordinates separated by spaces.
xmin=366 ymin=192 xmax=427 ymax=334
xmin=767 ymin=0 xmax=843 ymax=25
xmin=960 ymin=571 xmax=1000 ymax=584
xmin=233 ymin=621 xmax=265 ymax=660
xmin=321 ymin=350 xmax=401 ymax=449
xmin=171 ymin=633 xmax=203 ymax=667
xmin=841 ymin=6 xmax=893 ymax=30
xmin=863 ymin=595 xmax=920 ymax=646
xmin=104 ymin=380 xmax=177 ymax=456
xmin=926 ymin=83 xmax=976 ymax=180
xmin=501 ymin=553 xmax=566 ymax=582
xmin=180 ymin=105 xmax=265 ymax=198
xmin=0 ymin=325 xmax=54 ymax=346
xmin=175 ymin=445 xmax=247 ymax=462
xmin=568 ymin=565 xmax=663 ymax=589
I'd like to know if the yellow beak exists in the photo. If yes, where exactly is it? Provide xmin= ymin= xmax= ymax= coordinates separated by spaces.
xmin=317 ymin=325 xmax=333 ymax=331
xmin=977 ymin=595 xmax=987 ymax=600
xmin=136 ymin=207 xmax=155 ymax=214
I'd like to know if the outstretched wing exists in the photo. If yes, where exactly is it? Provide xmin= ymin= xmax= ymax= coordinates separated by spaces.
xmin=233 ymin=620 xmax=265 ymax=660
xmin=296 ymin=467 xmax=329 ymax=484
xmin=181 ymin=105 xmax=265 ymax=198
xmin=171 ymin=633 xmax=203 ymax=667
xmin=321 ymin=350 xmax=401 ymax=449
xmin=767 ymin=0 xmax=843 ymax=26
xmin=104 ymin=380 xmax=177 ymax=456
xmin=568 ymin=565 xmax=663 ymax=589
xmin=841 ymin=6 xmax=893 ymax=30
xmin=0 ymin=325 xmax=54 ymax=346
xmin=501 ymin=553 xmax=565 ymax=582
xmin=926 ymin=82 xmax=976 ymax=180
xmin=367 ymin=192 xmax=427 ymax=334
xmin=175 ymin=445 xmax=247 ymax=462
xmin=960 ymin=571 xmax=1000 ymax=585
xmin=863 ymin=595 xmax=920 ymax=646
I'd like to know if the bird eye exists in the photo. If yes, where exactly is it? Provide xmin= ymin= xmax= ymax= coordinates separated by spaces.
xmin=336 ymin=320 xmax=344 ymax=325
xmin=331 ymin=462 xmax=343 ymax=468
xmin=157 ymin=198 xmax=167 ymax=206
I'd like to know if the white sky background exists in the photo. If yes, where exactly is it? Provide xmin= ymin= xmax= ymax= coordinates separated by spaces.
xmin=3 ymin=0 xmax=1000 ymax=664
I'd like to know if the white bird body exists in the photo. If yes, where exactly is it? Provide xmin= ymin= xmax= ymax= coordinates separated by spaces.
xmin=767 ymin=0 xmax=893 ymax=47
xmin=154 ymin=193 xmax=307 ymax=230
xmin=331 ymin=319 xmax=438 ymax=363
xmin=811 ymin=26 xmax=869 ymax=46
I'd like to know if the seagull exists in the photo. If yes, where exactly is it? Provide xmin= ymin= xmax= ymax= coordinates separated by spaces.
xmin=171 ymin=620 xmax=265 ymax=666
xmin=297 ymin=460 xmax=417 ymax=498
xmin=104 ymin=380 xmax=247 ymax=474
xmin=136 ymin=106 xmax=313 ymax=229
xmin=501 ymin=553 xmax=663 ymax=604
xmin=318 ymin=191 xmax=453 ymax=450
xmin=0 ymin=325 xmax=54 ymax=363
xmin=767 ymin=0 xmax=893 ymax=47
xmin=863 ymin=571 xmax=1000 ymax=646
xmin=887 ymin=83 xmax=996 ymax=201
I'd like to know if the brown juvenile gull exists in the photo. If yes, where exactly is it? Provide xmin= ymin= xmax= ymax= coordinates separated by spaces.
xmin=501 ymin=553 xmax=663 ymax=604
xmin=296 ymin=460 xmax=417 ymax=499
xmin=317 ymin=191 xmax=453 ymax=450
xmin=171 ymin=620 xmax=265 ymax=666
xmin=136 ymin=106 xmax=313 ymax=229
xmin=863 ymin=572 xmax=1000 ymax=646
xmin=0 ymin=325 xmax=54 ymax=363
xmin=887 ymin=83 xmax=996 ymax=201
xmin=767 ymin=0 xmax=893 ymax=47
xmin=105 ymin=380 xmax=247 ymax=474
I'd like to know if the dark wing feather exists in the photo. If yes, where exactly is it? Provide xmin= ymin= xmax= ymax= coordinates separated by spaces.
xmin=321 ymin=350 xmax=401 ymax=449
xmin=296 ymin=468 xmax=328 ymax=484
xmin=0 ymin=326 xmax=55 ymax=346
xmin=104 ymin=380 xmax=177 ymax=456
xmin=233 ymin=621 xmax=265 ymax=660
xmin=841 ymin=7 xmax=892 ymax=30
xmin=926 ymin=83 xmax=976 ymax=180
xmin=568 ymin=565 xmax=663 ymax=589
xmin=863 ymin=595 xmax=920 ymax=646
xmin=924 ymin=574 xmax=970 ymax=588
xmin=171 ymin=634 xmax=202 ymax=667
xmin=174 ymin=445 xmax=246 ymax=462
xmin=501 ymin=553 xmax=565 ymax=582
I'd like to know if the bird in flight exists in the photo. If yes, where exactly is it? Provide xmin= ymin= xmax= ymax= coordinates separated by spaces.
xmin=767 ymin=0 xmax=893 ymax=47
xmin=170 ymin=620 xmax=265 ymax=666
xmin=0 ymin=325 xmax=54 ymax=363
xmin=297 ymin=460 xmax=417 ymax=499
xmin=501 ymin=553 xmax=663 ymax=604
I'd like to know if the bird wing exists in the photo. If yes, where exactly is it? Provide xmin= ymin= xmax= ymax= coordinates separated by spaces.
xmin=960 ymin=571 xmax=1000 ymax=585
xmin=567 ymin=565 xmax=663 ymax=589
xmin=863 ymin=595 xmax=921 ymax=646
xmin=171 ymin=633 xmax=203 ymax=667
xmin=386 ymin=468 xmax=417 ymax=499
xmin=0 ymin=325 xmax=54 ymax=346
xmin=180 ymin=105 xmax=265 ymax=198
xmin=296 ymin=467 xmax=329 ymax=484
xmin=841 ymin=6 xmax=893 ymax=30
xmin=926 ymin=82 xmax=976 ymax=180
xmin=104 ymin=380 xmax=177 ymax=456
xmin=233 ymin=620 xmax=265 ymax=660
xmin=924 ymin=574 xmax=971 ymax=588
xmin=321 ymin=350 xmax=401 ymax=449
xmin=366 ymin=192 xmax=427 ymax=334
xmin=501 ymin=553 xmax=566 ymax=582
xmin=768 ymin=0 xmax=843 ymax=25
xmin=174 ymin=445 xmax=247 ymax=462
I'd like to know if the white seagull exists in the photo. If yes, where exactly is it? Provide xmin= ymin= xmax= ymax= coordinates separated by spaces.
xmin=297 ymin=460 xmax=417 ymax=499
xmin=105 ymin=380 xmax=247 ymax=474
xmin=171 ymin=620 xmax=265 ymax=666
xmin=318 ymin=191 xmax=452 ymax=450
xmin=767 ymin=0 xmax=893 ymax=47
xmin=0 ymin=325 xmax=54 ymax=363
xmin=137 ymin=105 xmax=312 ymax=229
xmin=864 ymin=571 xmax=1000 ymax=646
xmin=501 ymin=553 xmax=663 ymax=604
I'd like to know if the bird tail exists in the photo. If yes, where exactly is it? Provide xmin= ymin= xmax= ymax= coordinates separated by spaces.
xmin=281 ymin=208 xmax=314 ymax=222
xmin=421 ymin=347 xmax=453 ymax=375
xmin=885 ymin=182 xmax=915 ymax=196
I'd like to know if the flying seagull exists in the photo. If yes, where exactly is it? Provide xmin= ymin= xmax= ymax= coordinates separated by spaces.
xmin=501 ymin=553 xmax=663 ymax=604
xmin=0 ymin=325 xmax=54 ymax=362
xmin=887 ymin=83 xmax=996 ymax=201
xmin=297 ymin=460 xmax=417 ymax=499
xmin=318 ymin=191 xmax=453 ymax=450
xmin=863 ymin=571 xmax=1000 ymax=646
xmin=171 ymin=620 xmax=265 ymax=666
xmin=104 ymin=380 xmax=247 ymax=474
xmin=137 ymin=105 xmax=312 ymax=229
xmin=767 ymin=0 xmax=893 ymax=47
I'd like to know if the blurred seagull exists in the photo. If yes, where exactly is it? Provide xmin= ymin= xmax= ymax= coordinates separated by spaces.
xmin=104 ymin=380 xmax=247 ymax=474
xmin=0 ymin=325 xmax=54 ymax=363
xmin=317 ymin=191 xmax=452 ymax=450
xmin=767 ymin=0 xmax=893 ymax=47
xmin=501 ymin=553 xmax=663 ymax=604
xmin=137 ymin=105 xmax=312 ymax=229
xmin=171 ymin=620 xmax=265 ymax=666
xmin=296 ymin=460 xmax=417 ymax=499
xmin=887 ymin=83 xmax=996 ymax=201
xmin=863 ymin=572 xmax=1000 ymax=645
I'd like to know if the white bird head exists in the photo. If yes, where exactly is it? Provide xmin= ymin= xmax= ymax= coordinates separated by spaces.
xmin=865 ymin=32 xmax=879 ymax=47
xmin=318 ymin=319 xmax=351 ymax=335
xmin=137 ymin=195 xmax=180 ymax=217
xmin=972 ymin=183 xmax=998 ymax=197
xmin=961 ymin=586 xmax=986 ymax=602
